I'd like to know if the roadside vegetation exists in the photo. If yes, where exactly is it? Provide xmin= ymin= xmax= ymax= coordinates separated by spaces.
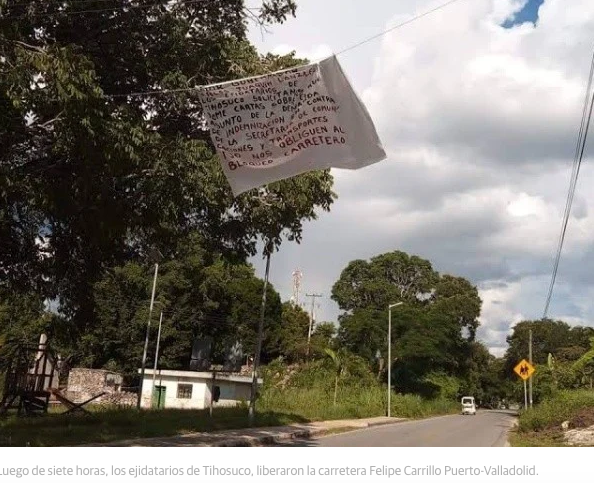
xmin=0 ymin=359 xmax=458 ymax=447
xmin=1 ymin=249 xmax=505 ymax=446
xmin=510 ymin=390 xmax=594 ymax=447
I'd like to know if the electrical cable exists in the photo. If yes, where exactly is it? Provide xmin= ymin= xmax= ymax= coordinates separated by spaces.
xmin=542 ymin=47 xmax=594 ymax=319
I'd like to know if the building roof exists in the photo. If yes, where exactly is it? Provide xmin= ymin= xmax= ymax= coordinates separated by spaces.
xmin=139 ymin=368 xmax=262 ymax=384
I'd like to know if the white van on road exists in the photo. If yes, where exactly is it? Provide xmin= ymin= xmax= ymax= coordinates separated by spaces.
xmin=461 ymin=396 xmax=477 ymax=415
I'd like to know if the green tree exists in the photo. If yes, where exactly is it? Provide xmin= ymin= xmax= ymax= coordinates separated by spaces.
xmin=432 ymin=275 xmax=481 ymax=340
xmin=504 ymin=319 xmax=594 ymax=375
xmin=337 ymin=308 xmax=386 ymax=363
xmin=332 ymin=250 xmax=482 ymax=396
xmin=1 ymin=0 xmax=335 ymax=332
xmin=331 ymin=252 xmax=436 ymax=312
xmin=73 ymin=236 xmax=283 ymax=375
xmin=0 ymin=288 xmax=77 ymax=351
xmin=310 ymin=321 xmax=337 ymax=356
xmin=268 ymin=302 xmax=310 ymax=363
xmin=573 ymin=337 xmax=594 ymax=389
xmin=457 ymin=343 xmax=515 ymax=407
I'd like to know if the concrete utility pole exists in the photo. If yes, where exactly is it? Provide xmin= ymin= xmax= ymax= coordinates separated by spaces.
xmin=150 ymin=311 xmax=164 ymax=406
xmin=137 ymin=249 xmax=163 ymax=410
xmin=248 ymin=248 xmax=272 ymax=424
xmin=529 ymin=328 xmax=533 ymax=408
xmin=305 ymin=293 xmax=322 ymax=357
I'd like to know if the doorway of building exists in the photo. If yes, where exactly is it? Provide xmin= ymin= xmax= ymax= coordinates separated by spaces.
xmin=152 ymin=386 xmax=166 ymax=409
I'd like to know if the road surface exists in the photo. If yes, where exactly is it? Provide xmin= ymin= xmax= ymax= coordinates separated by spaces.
xmin=277 ymin=410 xmax=517 ymax=447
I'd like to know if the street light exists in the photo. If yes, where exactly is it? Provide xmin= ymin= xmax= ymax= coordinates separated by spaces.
xmin=137 ymin=248 xmax=163 ymax=410
xmin=387 ymin=302 xmax=403 ymax=418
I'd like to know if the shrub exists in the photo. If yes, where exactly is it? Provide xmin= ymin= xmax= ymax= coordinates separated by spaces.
xmin=517 ymin=390 xmax=594 ymax=432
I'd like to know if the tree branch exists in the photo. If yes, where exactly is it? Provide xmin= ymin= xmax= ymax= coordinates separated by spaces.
xmin=13 ymin=40 xmax=45 ymax=53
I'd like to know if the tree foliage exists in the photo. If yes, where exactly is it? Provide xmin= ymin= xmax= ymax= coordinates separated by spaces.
xmin=504 ymin=319 xmax=594 ymax=372
xmin=268 ymin=302 xmax=310 ymax=363
xmin=502 ymin=320 xmax=594 ymax=402
xmin=75 ymin=235 xmax=284 ymax=375
xmin=332 ymin=250 xmax=483 ymax=396
xmin=1 ymin=0 xmax=336 ymax=330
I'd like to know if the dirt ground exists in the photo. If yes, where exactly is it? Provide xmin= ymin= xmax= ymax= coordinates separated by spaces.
xmin=569 ymin=407 xmax=594 ymax=429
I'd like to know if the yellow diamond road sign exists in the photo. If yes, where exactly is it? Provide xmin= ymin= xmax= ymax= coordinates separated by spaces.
xmin=513 ymin=359 xmax=535 ymax=381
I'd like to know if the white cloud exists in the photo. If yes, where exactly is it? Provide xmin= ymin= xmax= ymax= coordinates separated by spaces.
xmin=477 ymin=281 xmax=525 ymax=353
xmin=506 ymin=193 xmax=547 ymax=218
xmin=249 ymin=0 xmax=594 ymax=355
xmin=271 ymin=43 xmax=333 ymax=62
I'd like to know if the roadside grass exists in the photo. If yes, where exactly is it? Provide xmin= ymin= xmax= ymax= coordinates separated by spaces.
xmin=517 ymin=390 xmax=594 ymax=432
xmin=0 ymin=406 xmax=306 ymax=447
xmin=509 ymin=430 xmax=567 ymax=447
xmin=260 ymin=385 xmax=458 ymax=421
xmin=510 ymin=390 xmax=594 ymax=447
xmin=0 ymin=386 xmax=457 ymax=446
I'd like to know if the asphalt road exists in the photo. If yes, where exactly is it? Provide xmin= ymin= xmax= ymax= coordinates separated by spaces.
xmin=277 ymin=410 xmax=517 ymax=447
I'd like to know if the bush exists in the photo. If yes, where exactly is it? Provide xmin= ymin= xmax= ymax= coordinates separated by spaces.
xmin=518 ymin=390 xmax=594 ymax=432
xmin=258 ymin=358 xmax=458 ymax=421
xmin=423 ymin=372 xmax=461 ymax=400
xmin=263 ymin=354 xmax=378 ymax=392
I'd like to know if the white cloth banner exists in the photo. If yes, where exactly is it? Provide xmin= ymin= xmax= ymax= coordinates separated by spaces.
xmin=198 ymin=55 xmax=386 ymax=196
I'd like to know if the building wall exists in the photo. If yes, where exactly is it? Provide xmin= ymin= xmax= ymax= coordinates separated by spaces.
xmin=141 ymin=374 xmax=252 ymax=410
xmin=205 ymin=379 xmax=251 ymax=408
xmin=141 ymin=375 xmax=208 ymax=409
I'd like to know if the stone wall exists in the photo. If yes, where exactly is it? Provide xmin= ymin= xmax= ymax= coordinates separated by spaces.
xmin=65 ymin=368 xmax=135 ymax=407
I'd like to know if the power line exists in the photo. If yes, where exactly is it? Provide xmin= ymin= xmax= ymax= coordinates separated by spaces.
xmin=3 ymin=0 xmax=466 ymax=99
xmin=542 ymin=50 xmax=594 ymax=318
xmin=110 ymin=0 xmax=465 ymax=98
xmin=542 ymin=46 xmax=594 ymax=319
xmin=335 ymin=0 xmax=466 ymax=56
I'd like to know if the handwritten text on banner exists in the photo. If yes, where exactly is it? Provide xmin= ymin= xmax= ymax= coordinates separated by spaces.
xmin=199 ymin=55 xmax=386 ymax=196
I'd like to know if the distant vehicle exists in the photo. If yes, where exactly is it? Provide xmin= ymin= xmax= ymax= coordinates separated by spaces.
xmin=461 ymin=396 xmax=477 ymax=415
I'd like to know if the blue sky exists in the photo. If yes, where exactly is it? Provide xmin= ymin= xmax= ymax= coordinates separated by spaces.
xmin=503 ymin=0 xmax=544 ymax=28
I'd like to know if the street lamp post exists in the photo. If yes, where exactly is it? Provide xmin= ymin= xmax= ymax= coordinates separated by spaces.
xmin=137 ymin=248 xmax=163 ymax=410
xmin=388 ymin=302 xmax=403 ymax=418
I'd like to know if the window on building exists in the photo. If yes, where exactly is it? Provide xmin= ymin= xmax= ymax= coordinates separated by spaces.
xmin=177 ymin=383 xmax=193 ymax=399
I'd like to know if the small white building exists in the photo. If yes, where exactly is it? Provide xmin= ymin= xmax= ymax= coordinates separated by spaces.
xmin=138 ymin=369 xmax=262 ymax=410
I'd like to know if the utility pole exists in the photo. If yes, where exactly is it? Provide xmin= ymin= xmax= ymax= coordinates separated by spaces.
xmin=529 ymin=328 xmax=533 ymax=408
xmin=248 ymin=246 xmax=272 ymax=424
xmin=150 ymin=311 xmax=164 ymax=406
xmin=305 ymin=293 xmax=322 ymax=357
xmin=137 ymin=250 xmax=162 ymax=410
